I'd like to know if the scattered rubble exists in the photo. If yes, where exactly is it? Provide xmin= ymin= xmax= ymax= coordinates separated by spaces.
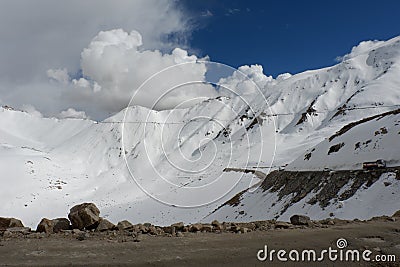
xmin=1 ymin=204 xmax=399 ymax=241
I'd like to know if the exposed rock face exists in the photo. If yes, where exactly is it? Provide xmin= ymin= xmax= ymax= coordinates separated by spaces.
xmin=0 ymin=217 xmax=24 ymax=230
xmin=68 ymin=203 xmax=100 ymax=230
xmin=290 ymin=215 xmax=311 ymax=225
xmin=96 ymin=218 xmax=116 ymax=232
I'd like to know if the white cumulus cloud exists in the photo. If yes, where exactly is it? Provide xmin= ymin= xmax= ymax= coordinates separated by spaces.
xmin=62 ymin=29 xmax=217 ymax=117
xmin=0 ymin=0 xmax=195 ymax=120
xmin=58 ymin=108 xmax=88 ymax=120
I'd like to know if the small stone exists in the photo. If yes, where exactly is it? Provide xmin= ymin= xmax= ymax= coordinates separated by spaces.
xmin=176 ymin=232 xmax=184 ymax=237
xmin=133 ymin=234 xmax=142 ymax=242
xmin=76 ymin=232 xmax=89 ymax=241
xmin=373 ymin=247 xmax=382 ymax=252
xmin=328 ymin=220 xmax=335 ymax=225
xmin=72 ymin=229 xmax=83 ymax=235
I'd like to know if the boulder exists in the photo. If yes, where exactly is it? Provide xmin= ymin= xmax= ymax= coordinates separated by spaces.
xmin=36 ymin=218 xmax=53 ymax=233
xmin=189 ymin=223 xmax=203 ymax=232
xmin=6 ymin=227 xmax=31 ymax=235
xmin=240 ymin=227 xmax=250 ymax=233
xmin=148 ymin=226 xmax=159 ymax=235
xmin=68 ymin=203 xmax=100 ymax=230
xmin=230 ymin=223 xmax=240 ymax=232
xmin=53 ymin=218 xmax=71 ymax=233
xmin=72 ymin=229 xmax=83 ymax=235
xmin=201 ymin=224 xmax=213 ymax=232
xmin=162 ymin=226 xmax=174 ymax=234
xmin=171 ymin=222 xmax=185 ymax=231
xmin=0 ymin=217 xmax=24 ymax=230
xmin=96 ymin=218 xmax=115 ymax=232
xmin=274 ymin=222 xmax=291 ymax=229
xmin=392 ymin=210 xmax=400 ymax=217
xmin=290 ymin=215 xmax=311 ymax=225
xmin=211 ymin=220 xmax=222 ymax=230
xmin=117 ymin=220 xmax=134 ymax=231
xmin=36 ymin=218 xmax=70 ymax=234
xmin=138 ymin=224 xmax=149 ymax=234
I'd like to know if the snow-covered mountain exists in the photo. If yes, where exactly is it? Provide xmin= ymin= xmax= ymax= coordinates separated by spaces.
xmin=206 ymin=109 xmax=400 ymax=222
xmin=1 ymin=36 xmax=400 ymax=227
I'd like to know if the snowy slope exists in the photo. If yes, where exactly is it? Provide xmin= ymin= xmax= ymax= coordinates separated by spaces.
xmin=1 ymin=36 xmax=400 ymax=227
xmin=206 ymin=110 xmax=400 ymax=222
xmin=287 ymin=109 xmax=400 ymax=170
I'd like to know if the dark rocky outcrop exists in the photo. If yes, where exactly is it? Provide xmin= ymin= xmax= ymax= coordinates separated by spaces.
xmin=290 ymin=215 xmax=311 ymax=225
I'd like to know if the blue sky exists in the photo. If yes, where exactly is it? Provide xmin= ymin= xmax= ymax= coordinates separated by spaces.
xmin=182 ymin=0 xmax=400 ymax=77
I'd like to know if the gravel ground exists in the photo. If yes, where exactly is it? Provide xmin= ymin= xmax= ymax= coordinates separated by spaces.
xmin=1 ymin=217 xmax=400 ymax=266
